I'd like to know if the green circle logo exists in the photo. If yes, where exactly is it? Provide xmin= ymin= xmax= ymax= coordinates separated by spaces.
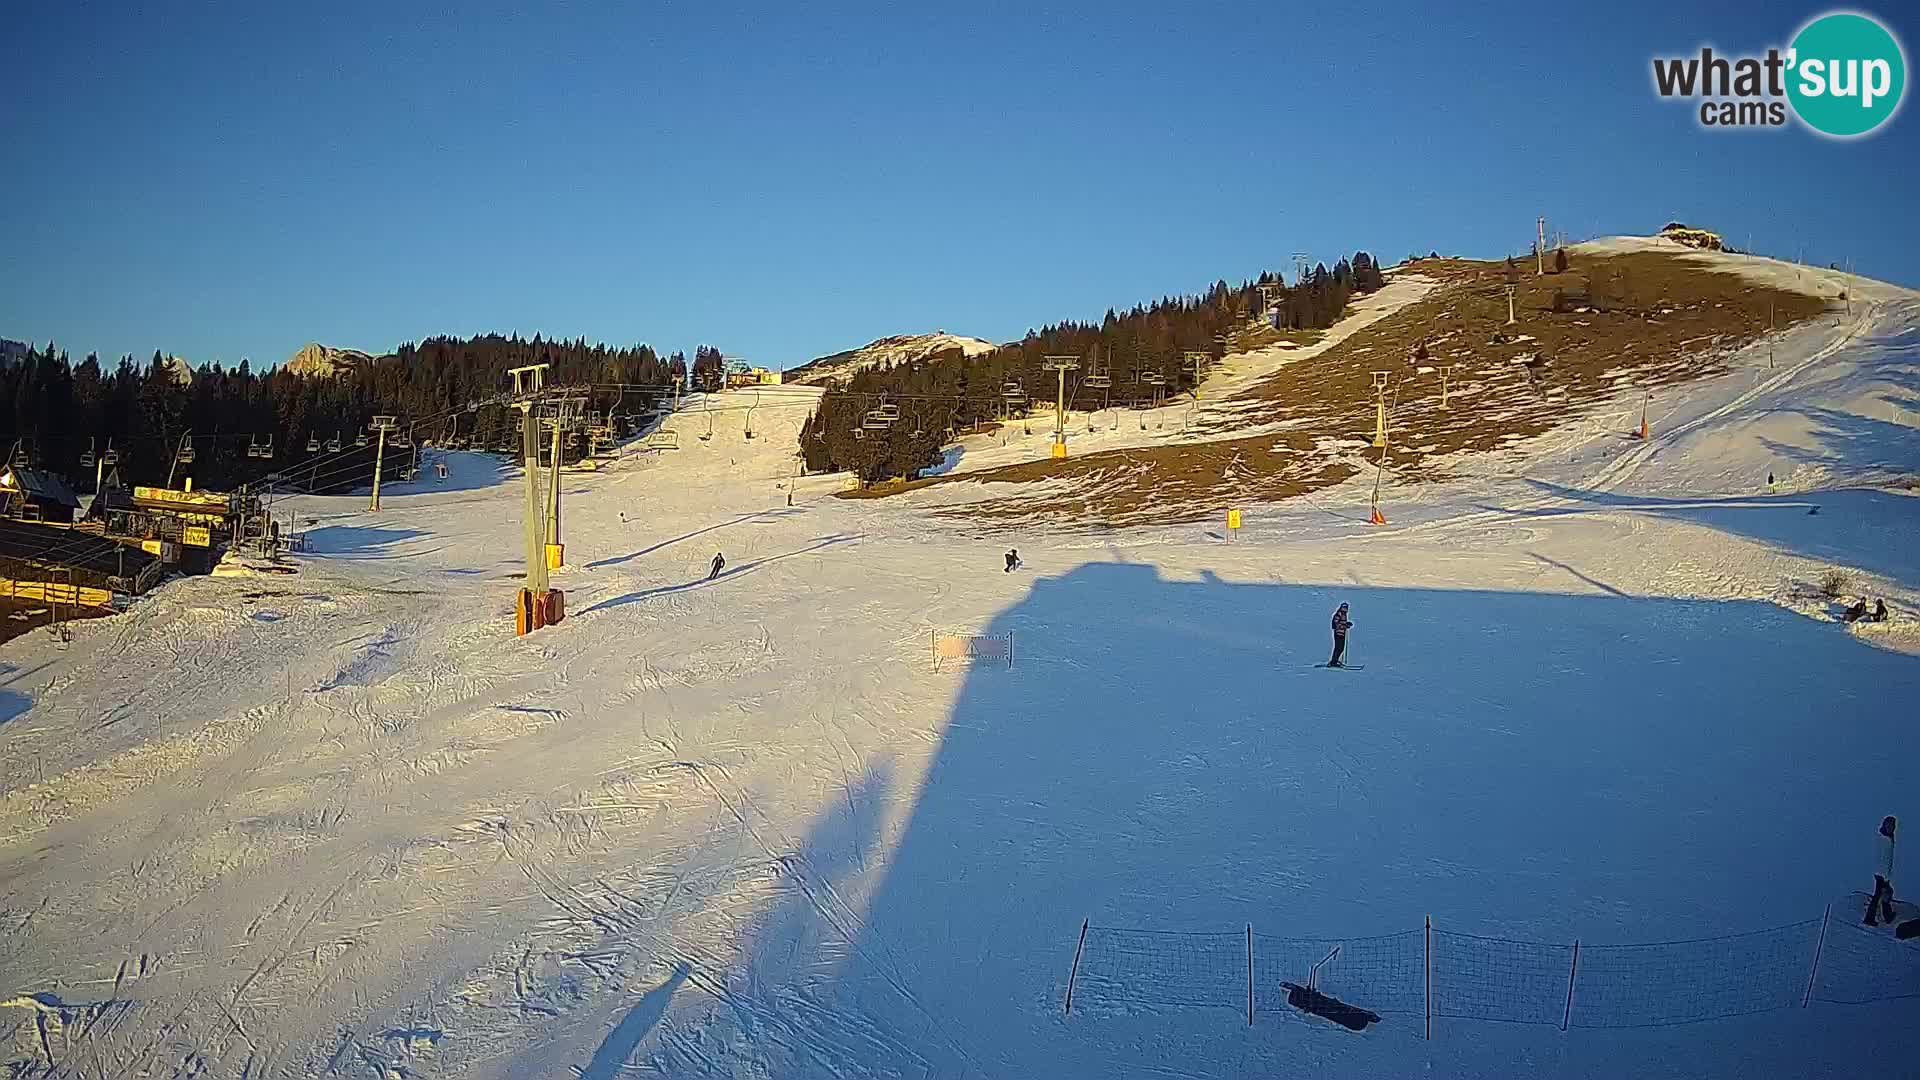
xmin=1787 ymin=12 xmax=1906 ymax=137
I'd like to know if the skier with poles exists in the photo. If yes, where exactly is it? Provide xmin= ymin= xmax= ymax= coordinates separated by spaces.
xmin=1328 ymin=603 xmax=1353 ymax=668
xmin=1004 ymin=548 xmax=1020 ymax=573
xmin=707 ymin=551 xmax=726 ymax=581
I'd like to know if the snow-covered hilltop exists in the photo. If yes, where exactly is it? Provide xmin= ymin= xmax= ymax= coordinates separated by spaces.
xmin=784 ymin=331 xmax=997 ymax=386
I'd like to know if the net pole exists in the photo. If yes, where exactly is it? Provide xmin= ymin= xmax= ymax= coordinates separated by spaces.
xmin=1562 ymin=939 xmax=1580 ymax=1031
xmin=1424 ymin=915 xmax=1432 ymax=1041
xmin=1803 ymin=903 xmax=1830 ymax=1008
xmin=1065 ymin=919 xmax=1088 ymax=1016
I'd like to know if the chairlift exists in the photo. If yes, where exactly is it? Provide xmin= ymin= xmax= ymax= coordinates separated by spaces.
xmin=307 ymin=434 xmax=322 ymax=453
xmin=176 ymin=442 xmax=196 ymax=465
xmin=1086 ymin=372 xmax=1111 ymax=389
xmin=394 ymin=431 xmax=413 ymax=449
xmin=101 ymin=440 xmax=119 ymax=466
xmin=862 ymin=410 xmax=893 ymax=431
xmin=80 ymin=438 xmax=97 ymax=469
xmin=326 ymin=432 xmax=343 ymax=453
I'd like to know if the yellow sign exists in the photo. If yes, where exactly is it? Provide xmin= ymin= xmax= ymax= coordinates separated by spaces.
xmin=1227 ymin=509 xmax=1242 ymax=530
xmin=182 ymin=526 xmax=211 ymax=547
xmin=140 ymin=539 xmax=163 ymax=556
xmin=134 ymin=485 xmax=228 ymax=508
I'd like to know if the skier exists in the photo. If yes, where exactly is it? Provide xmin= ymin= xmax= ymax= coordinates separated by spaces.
xmin=1843 ymin=599 xmax=1869 ymax=623
xmin=1872 ymin=599 xmax=1889 ymax=623
xmin=1329 ymin=603 xmax=1353 ymax=667
xmin=1866 ymin=816 xmax=1898 ymax=927
xmin=707 ymin=551 xmax=726 ymax=581
xmin=1004 ymin=548 xmax=1019 ymax=573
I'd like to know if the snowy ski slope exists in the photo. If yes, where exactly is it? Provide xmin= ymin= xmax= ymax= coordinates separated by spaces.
xmin=3 ymin=248 xmax=1919 ymax=1078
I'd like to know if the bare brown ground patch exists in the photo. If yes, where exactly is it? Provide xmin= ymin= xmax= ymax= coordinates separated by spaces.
xmin=874 ymin=249 xmax=1832 ymax=527
xmin=926 ymin=433 xmax=1359 ymax=527
xmin=1228 ymin=251 xmax=1829 ymax=470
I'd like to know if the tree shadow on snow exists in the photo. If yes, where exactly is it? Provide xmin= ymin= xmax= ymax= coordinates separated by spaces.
xmin=584 ymin=507 xmax=808 ymax=570
xmin=579 ymin=961 xmax=690 ymax=1080
xmin=583 ymin=765 xmax=911 ymax=1077
xmin=301 ymin=525 xmax=435 ymax=559
xmin=578 ymin=534 xmax=861 ymax=615
xmin=809 ymin=562 xmax=1920 ymax=1077
xmin=1500 ymin=479 xmax=1920 ymax=594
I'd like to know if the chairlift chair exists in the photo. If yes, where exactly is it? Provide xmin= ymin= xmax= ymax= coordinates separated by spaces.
xmin=101 ymin=440 xmax=119 ymax=466
xmin=326 ymin=432 xmax=343 ymax=453
xmin=307 ymin=434 xmax=322 ymax=453
xmin=355 ymin=432 xmax=370 ymax=448
xmin=80 ymin=438 xmax=97 ymax=469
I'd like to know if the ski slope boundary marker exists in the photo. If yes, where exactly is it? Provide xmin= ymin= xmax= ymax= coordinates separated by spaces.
xmin=931 ymin=631 xmax=1014 ymax=673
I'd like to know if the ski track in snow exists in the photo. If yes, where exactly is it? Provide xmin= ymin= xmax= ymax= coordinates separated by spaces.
xmin=3 ymin=250 xmax=1920 ymax=1078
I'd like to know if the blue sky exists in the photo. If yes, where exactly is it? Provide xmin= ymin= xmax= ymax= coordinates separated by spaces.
xmin=4 ymin=1 xmax=1915 ymax=371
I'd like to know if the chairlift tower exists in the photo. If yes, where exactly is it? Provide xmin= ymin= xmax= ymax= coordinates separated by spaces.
xmin=508 ymin=364 xmax=551 ymax=629
xmin=1439 ymin=364 xmax=1462 ymax=412
xmin=1043 ymin=355 xmax=1080 ymax=459
xmin=367 ymin=416 xmax=399 ymax=511
xmin=166 ymin=432 xmax=195 ymax=489
xmin=1371 ymin=371 xmax=1390 ymax=448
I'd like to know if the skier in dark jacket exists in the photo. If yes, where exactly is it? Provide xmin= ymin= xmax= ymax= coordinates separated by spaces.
xmin=1867 ymin=816 xmax=1898 ymax=926
xmin=708 ymin=552 xmax=726 ymax=580
xmin=1004 ymin=548 xmax=1019 ymax=573
xmin=1872 ymin=599 xmax=1889 ymax=623
xmin=1329 ymin=603 xmax=1353 ymax=667
xmin=1843 ymin=599 xmax=1868 ymax=623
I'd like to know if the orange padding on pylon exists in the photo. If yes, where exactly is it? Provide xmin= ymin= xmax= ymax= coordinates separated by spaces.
xmin=1369 ymin=507 xmax=1387 ymax=525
